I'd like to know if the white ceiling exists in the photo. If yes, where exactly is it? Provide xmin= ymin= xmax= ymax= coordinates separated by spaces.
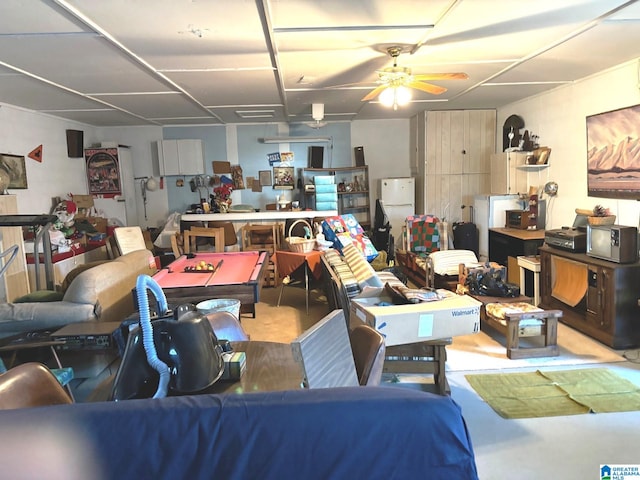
xmin=1 ymin=0 xmax=639 ymax=127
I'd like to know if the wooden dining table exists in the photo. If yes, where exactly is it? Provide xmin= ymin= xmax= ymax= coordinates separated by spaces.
xmin=90 ymin=340 xmax=304 ymax=401
xmin=207 ymin=340 xmax=304 ymax=394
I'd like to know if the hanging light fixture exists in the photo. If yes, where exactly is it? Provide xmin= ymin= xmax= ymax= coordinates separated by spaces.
xmin=378 ymin=85 xmax=412 ymax=110
xmin=311 ymin=103 xmax=324 ymax=122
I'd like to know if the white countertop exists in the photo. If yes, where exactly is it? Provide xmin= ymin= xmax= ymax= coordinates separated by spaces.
xmin=181 ymin=210 xmax=338 ymax=222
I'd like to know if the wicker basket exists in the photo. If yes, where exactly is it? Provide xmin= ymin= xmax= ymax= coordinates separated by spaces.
xmin=587 ymin=215 xmax=616 ymax=225
xmin=285 ymin=219 xmax=316 ymax=253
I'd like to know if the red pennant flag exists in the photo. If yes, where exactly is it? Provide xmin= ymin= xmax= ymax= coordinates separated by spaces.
xmin=28 ymin=144 xmax=43 ymax=162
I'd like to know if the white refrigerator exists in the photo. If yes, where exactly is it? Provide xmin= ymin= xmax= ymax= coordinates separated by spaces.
xmin=473 ymin=194 xmax=521 ymax=261
xmin=380 ymin=177 xmax=415 ymax=241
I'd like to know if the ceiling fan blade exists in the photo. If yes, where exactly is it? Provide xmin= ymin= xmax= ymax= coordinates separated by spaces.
xmin=408 ymin=81 xmax=448 ymax=95
xmin=413 ymin=72 xmax=468 ymax=81
xmin=361 ymin=85 xmax=388 ymax=102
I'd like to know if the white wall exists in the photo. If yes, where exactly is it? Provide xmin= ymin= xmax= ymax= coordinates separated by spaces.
xmin=0 ymin=104 xmax=168 ymax=229
xmin=0 ymin=103 xmax=100 ymax=214
xmin=497 ymin=59 xmax=640 ymax=229
xmin=98 ymin=125 xmax=166 ymax=228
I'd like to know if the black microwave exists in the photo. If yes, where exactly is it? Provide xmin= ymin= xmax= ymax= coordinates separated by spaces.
xmin=586 ymin=224 xmax=638 ymax=263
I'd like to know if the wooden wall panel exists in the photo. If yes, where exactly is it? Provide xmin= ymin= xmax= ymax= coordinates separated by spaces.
xmin=0 ymin=195 xmax=30 ymax=301
xmin=422 ymin=109 xmax=496 ymax=223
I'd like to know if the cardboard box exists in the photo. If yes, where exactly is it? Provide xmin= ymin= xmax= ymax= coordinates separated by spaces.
xmin=76 ymin=216 xmax=107 ymax=235
xmin=89 ymin=217 xmax=107 ymax=234
xmin=72 ymin=194 xmax=94 ymax=217
xmin=350 ymin=289 xmax=481 ymax=346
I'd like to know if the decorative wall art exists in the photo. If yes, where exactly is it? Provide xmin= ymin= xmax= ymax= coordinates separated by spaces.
xmin=85 ymin=147 xmax=122 ymax=197
xmin=273 ymin=166 xmax=294 ymax=189
xmin=586 ymin=103 xmax=640 ymax=199
xmin=259 ymin=170 xmax=272 ymax=186
xmin=0 ymin=153 xmax=28 ymax=189
xmin=231 ymin=165 xmax=245 ymax=189
xmin=28 ymin=145 xmax=43 ymax=163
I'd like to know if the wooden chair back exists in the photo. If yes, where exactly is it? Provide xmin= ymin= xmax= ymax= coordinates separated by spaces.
xmin=184 ymin=227 xmax=225 ymax=253
xmin=0 ymin=363 xmax=73 ymax=410
xmin=349 ymin=325 xmax=386 ymax=386
xmin=208 ymin=221 xmax=238 ymax=247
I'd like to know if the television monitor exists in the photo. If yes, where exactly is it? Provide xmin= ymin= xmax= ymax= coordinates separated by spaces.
xmin=586 ymin=103 xmax=640 ymax=199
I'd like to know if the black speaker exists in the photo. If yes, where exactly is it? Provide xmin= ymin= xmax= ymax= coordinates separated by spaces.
xmin=354 ymin=146 xmax=365 ymax=166
xmin=308 ymin=146 xmax=324 ymax=168
xmin=66 ymin=129 xmax=84 ymax=158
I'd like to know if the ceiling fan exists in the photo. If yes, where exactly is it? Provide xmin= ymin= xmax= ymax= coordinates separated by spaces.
xmin=362 ymin=46 xmax=468 ymax=109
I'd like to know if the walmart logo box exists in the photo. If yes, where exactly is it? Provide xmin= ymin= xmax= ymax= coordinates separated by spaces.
xmin=350 ymin=289 xmax=481 ymax=346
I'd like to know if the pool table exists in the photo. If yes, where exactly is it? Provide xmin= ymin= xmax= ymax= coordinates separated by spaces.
xmin=151 ymin=251 xmax=269 ymax=318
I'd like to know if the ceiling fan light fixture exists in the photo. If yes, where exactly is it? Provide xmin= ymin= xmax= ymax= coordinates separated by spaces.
xmin=379 ymin=86 xmax=412 ymax=109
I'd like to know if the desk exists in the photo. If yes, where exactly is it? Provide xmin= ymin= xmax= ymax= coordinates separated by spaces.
xmin=208 ymin=341 xmax=303 ymax=393
xmin=274 ymin=250 xmax=323 ymax=314
xmin=488 ymin=228 xmax=545 ymax=293
xmin=150 ymin=251 xmax=268 ymax=318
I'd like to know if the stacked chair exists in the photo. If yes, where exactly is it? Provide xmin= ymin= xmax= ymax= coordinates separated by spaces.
xmin=242 ymin=224 xmax=279 ymax=287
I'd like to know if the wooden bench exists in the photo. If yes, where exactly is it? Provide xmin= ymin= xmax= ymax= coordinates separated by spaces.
xmin=472 ymin=295 xmax=561 ymax=359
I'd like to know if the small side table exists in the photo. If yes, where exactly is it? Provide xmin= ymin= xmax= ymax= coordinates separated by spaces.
xmin=517 ymin=255 xmax=541 ymax=306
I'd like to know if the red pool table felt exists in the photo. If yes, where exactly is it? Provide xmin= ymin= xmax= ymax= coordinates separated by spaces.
xmin=154 ymin=251 xmax=267 ymax=289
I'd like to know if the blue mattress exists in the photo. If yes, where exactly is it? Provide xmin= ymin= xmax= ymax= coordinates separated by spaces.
xmin=0 ymin=386 xmax=478 ymax=480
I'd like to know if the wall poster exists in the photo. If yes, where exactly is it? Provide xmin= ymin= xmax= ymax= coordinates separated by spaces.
xmin=85 ymin=148 xmax=122 ymax=197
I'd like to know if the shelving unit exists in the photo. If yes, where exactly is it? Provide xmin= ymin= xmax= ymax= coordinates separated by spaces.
xmin=491 ymin=151 xmax=550 ymax=195
xmin=303 ymin=166 xmax=371 ymax=230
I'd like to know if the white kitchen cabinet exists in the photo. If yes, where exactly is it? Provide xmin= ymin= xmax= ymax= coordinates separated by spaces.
xmin=156 ymin=139 xmax=204 ymax=176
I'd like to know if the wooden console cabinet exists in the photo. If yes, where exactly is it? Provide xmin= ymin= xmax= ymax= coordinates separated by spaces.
xmin=539 ymin=245 xmax=640 ymax=349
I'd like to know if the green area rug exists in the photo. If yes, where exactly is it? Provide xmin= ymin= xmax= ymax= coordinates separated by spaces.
xmin=465 ymin=368 xmax=640 ymax=419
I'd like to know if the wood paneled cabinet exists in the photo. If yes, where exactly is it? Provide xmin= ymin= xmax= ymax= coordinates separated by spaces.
xmin=412 ymin=109 xmax=496 ymax=221
xmin=156 ymin=139 xmax=204 ymax=176
xmin=0 ymin=195 xmax=30 ymax=302
xmin=539 ymin=245 xmax=640 ymax=349
xmin=490 ymin=152 xmax=550 ymax=195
